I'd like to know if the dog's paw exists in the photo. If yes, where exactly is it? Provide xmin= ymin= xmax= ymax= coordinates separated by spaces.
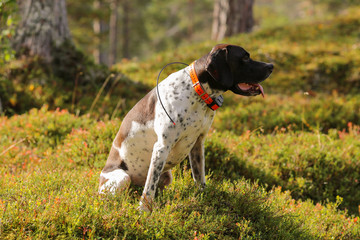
xmin=138 ymin=195 xmax=155 ymax=213
xmin=137 ymin=203 xmax=151 ymax=213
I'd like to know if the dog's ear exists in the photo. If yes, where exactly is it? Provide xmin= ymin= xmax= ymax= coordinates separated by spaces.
xmin=205 ymin=45 xmax=233 ymax=89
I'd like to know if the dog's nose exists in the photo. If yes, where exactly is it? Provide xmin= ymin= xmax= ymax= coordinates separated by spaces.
xmin=267 ymin=63 xmax=274 ymax=72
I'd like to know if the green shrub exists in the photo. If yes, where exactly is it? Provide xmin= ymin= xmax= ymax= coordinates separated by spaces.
xmin=0 ymin=163 xmax=360 ymax=240
xmin=215 ymin=93 xmax=360 ymax=134
xmin=0 ymin=106 xmax=94 ymax=150
xmin=0 ymin=107 xmax=122 ymax=171
xmin=54 ymin=119 xmax=120 ymax=169
xmin=1 ymin=57 xmax=151 ymax=118
xmin=0 ymin=165 xmax=359 ymax=239
xmin=205 ymin=127 xmax=360 ymax=215
xmin=0 ymin=0 xmax=17 ymax=67
xmin=0 ymin=106 xmax=95 ymax=173
xmin=1 ymin=108 xmax=359 ymax=239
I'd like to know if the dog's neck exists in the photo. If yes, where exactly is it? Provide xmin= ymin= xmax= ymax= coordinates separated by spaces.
xmin=194 ymin=54 xmax=226 ymax=98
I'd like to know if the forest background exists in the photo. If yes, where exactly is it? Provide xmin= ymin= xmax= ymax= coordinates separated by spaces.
xmin=0 ymin=0 xmax=360 ymax=239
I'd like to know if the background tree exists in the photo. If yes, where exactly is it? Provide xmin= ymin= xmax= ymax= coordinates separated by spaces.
xmin=121 ymin=0 xmax=130 ymax=59
xmin=108 ymin=0 xmax=119 ymax=66
xmin=93 ymin=0 xmax=108 ymax=65
xmin=4 ymin=0 xmax=108 ymax=115
xmin=13 ymin=0 xmax=72 ymax=63
xmin=211 ymin=0 xmax=254 ymax=41
xmin=144 ymin=0 xmax=213 ymax=55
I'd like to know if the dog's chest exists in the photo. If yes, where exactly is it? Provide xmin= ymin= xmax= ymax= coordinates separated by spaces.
xmin=163 ymin=109 xmax=214 ymax=170
xmin=156 ymin=71 xmax=216 ymax=167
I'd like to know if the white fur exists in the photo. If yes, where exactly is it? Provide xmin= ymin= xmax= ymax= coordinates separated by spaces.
xmin=99 ymin=169 xmax=130 ymax=194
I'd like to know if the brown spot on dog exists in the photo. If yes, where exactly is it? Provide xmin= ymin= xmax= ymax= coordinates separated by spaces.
xmin=98 ymin=175 xmax=109 ymax=190
xmin=102 ymin=147 xmax=121 ymax=173
xmin=117 ymin=89 xmax=157 ymax=143
xmin=100 ymin=89 xmax=157 ymax=175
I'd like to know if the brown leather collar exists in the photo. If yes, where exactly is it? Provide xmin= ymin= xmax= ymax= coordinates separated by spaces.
xmin=189 ymin=62 xmax=222 ymax=111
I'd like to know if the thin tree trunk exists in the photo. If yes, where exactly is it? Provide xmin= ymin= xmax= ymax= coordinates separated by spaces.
xmin=211 ymin=0 xmax=229 ymax=41
xmin=93 ymin=0 xmax=102 ymax=64
xmin=211 ymin=0 xmax=254 ymax=41
xmin=108 ymin=0 xmax=119 ymax=66
xmin=228 ymin=0 xmax=254 ymax=34
xmin=122 ymin=0 xmax=130 ymax=59
xmin=14 ymin=0 xmax=71 ymax=63
xmin=93 ymin=0 xmax=108 ymax=65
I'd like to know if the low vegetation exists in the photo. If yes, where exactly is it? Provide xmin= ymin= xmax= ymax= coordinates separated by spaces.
xmin=0 ymin=108 xmax=359 ymax=239
xmin=215 ymin=93 xmax=360 ymax=134
xmin=206 ymin=128 xmax=360 ymax=215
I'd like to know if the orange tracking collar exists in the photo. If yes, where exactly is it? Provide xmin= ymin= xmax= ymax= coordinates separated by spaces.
xmin=189 ymin=62 xmax=223 ymax=111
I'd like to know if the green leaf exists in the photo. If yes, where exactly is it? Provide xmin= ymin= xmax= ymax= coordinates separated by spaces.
xmin=4 ymin=53 xmax=11 ymax=61
xmin=6 ymin=16 xmax=13 ymax=26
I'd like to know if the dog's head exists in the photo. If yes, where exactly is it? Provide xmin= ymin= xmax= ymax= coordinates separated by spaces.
xmin=199 ymin=44 xmax=273 ymax=97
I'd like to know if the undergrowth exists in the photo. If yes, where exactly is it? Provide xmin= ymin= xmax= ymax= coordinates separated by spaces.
xmin=206 ymin=128 xmax=360 ymax=215
xmin=0 ymin=108 xmax=359 ymax=239
xmin=215 ymin=93 xmax=360 ymax=134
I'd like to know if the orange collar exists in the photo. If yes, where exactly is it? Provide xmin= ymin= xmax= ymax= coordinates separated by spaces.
xmin=189 ymin=62 xmax=222 ymax=111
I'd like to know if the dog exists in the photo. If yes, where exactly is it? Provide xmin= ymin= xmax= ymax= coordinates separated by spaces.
xmin=98 ymin=44 xmax=273 ymax=211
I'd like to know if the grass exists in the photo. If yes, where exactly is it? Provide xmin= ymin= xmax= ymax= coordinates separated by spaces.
xmin=0 ymin=108 xmax=359 ymax=239
xmin=206 ymin=128 xmax=360 ymax=215
xmin=1 ymin=166 xmax=358 ymax=239
xmin=214 ymin=93 xmax=360 ymax=134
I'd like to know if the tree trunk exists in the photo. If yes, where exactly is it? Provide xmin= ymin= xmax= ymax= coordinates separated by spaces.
xmin=93 ymin=0 xmax=108 ymax=65
xmin=108 ymin=0 xmax=119 ymax=66
xmin=211 ymin=0 xmax=254 ymax=41
xmin=93 ymin=0 xmax=104 ymax=64
xmin=121 ymin=0 xmax=130 ymax=59
xmin=13 ymin=0 xmax=71 ymax=63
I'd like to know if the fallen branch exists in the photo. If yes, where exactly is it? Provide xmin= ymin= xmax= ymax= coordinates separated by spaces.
xmin=0 ymin=138 xmax=27 ymax=156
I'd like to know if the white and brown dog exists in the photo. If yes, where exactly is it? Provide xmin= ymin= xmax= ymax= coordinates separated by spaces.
xmin=98 ymin=44 xmax=273 ymax=211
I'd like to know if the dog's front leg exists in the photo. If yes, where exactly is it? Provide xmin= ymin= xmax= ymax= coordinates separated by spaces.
xmin=189 ymin=135 xmax=206 ymax=190
xmin=139 ymin=140 xmax=169 ymax=212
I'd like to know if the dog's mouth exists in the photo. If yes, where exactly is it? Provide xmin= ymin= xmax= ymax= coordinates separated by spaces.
xmin=236 ymin=83 xmax=265 ymax=97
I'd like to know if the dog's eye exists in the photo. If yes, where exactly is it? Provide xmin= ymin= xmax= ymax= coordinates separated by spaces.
xmin=243 ymin=55 xmax=250 ymax=61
